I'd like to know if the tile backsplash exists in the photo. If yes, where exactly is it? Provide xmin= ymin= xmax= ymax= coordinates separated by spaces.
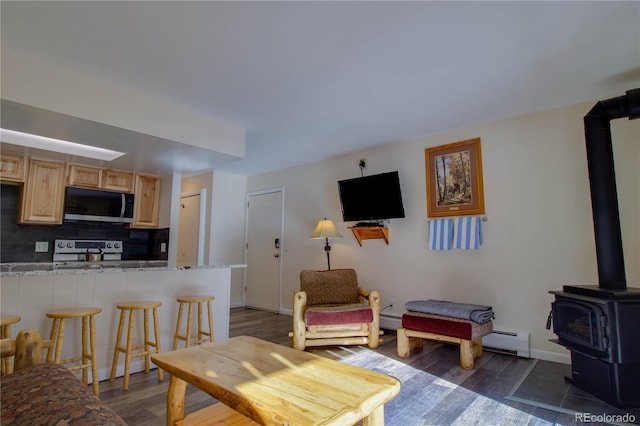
xmin=1 ymin=184 xmax=168 ymax=263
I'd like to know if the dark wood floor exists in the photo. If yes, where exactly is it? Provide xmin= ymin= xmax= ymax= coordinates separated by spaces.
xmin=99 ymin=308 xmax=575 ymax=425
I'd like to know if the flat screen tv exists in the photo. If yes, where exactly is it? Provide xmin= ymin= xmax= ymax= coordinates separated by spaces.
xmin=337 ymin=171 xmax=405 ymax=224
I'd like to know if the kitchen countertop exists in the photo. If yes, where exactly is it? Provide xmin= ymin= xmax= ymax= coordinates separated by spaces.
xmin=0 ymin=261 xmax=247 ymax=276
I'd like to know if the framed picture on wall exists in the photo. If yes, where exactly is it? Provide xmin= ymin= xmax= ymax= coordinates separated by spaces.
xmin=425 ymin=137 xmax=485 ymax=218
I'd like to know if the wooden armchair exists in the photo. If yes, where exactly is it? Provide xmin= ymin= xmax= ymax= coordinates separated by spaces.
xmin=290 ymin=269 xmax=382 ymax=350
xmin=0 ymin=329 xmax=42 ymax=372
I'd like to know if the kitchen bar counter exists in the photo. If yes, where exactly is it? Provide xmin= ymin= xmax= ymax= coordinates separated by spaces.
xmin=1 ymin=263 xmax=245 ymax=383
xmin=0 ymin=261 xmax=246 ymax=276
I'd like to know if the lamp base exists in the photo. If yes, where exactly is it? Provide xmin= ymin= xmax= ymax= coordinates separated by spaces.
xmin=324 ymin=238 xmax=332 ymax=270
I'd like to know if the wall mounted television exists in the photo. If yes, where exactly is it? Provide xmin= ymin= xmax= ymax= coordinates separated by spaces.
xmin=337 ymin=171 xmax=405 ymax=225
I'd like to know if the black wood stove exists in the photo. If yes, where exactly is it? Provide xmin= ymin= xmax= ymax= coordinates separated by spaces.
xmin=548 ymin=88 xmax=640 ymax=409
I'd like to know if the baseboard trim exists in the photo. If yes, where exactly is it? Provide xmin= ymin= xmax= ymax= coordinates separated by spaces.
xmin=530 ymin=349 xmax=570 ymax=364
xmin=233 ymin=304 xmax=293 ymax=316
xmin=95 ymin=359 xmax=150 ymax=383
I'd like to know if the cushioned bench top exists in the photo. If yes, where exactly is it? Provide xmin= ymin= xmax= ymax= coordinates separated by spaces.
xmin=402 ymin=312 xmax=493 ymax=341
xmin=305 ymin=304 xmax=373 ymax=326
xmin=1 ymin=363 xmax=127 ymax=426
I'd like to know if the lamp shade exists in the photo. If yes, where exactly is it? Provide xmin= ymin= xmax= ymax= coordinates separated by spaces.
xmin=310 ymin=218 xmax=343 ymax=239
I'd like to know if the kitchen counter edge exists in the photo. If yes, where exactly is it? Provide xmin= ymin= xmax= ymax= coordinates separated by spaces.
xmin=0 ymin=263 xmax=247 ymax=277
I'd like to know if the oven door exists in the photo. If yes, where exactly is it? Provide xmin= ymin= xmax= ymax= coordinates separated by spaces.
xmin=552 ymin=299 xmax=609 ymax=356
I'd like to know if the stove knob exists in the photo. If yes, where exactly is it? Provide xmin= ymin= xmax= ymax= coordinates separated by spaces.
xmin=67 ymin=242 xmax=74 ymax=248
xmin=57 ymin=242 xmax=65 ymax=248
xmin=106 ymin=243 xmax=113 ymax=249
xmin=114 ymin=242 xmax=121 ymax=249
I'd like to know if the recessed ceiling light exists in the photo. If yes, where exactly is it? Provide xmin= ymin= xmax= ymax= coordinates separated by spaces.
xmin=0 ymin=128 xmax=125 ymax=161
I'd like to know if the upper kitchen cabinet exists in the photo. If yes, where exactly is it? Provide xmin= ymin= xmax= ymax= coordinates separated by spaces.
xmin=103 ymin=169 xmax=134 ymax=193
xmin=0 ymin=154 xmax=26 ymax=183
xmin=68 ymin=164 xmax=134 ymax=193
xmin=132 ymin=174 xmax=160 ymax=228
xmin=68 ymin=164 xmax=101 ymax=188
xmin=19 ymin=159 xmax=66 ymax=224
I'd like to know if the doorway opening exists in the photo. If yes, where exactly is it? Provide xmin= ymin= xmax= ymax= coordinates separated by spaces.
xmin=243 ymin=188 xmax=284 ymax=312
xmin=177 ymin=189 xmax=207 ymax=267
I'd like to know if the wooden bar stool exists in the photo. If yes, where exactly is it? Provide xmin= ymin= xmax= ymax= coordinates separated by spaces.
xmin=110 ymin=301 xmax=163 ymax=391
xmin=45 ymin=307 xmax=101 ymax=396
xmin=173 ymin=295 xmax=215 ymax=350
xmin=1 ymin=314 xmax=21 ymax=374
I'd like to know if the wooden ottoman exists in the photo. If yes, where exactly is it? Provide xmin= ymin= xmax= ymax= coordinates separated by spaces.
xmin=397 ymin=312 xmax=493 ymax=369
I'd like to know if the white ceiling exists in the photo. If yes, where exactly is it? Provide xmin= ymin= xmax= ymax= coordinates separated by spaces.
xmin=2 ymin=1 xmax=639 ymax=176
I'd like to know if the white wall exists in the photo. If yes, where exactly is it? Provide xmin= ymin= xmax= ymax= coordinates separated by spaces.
xmin=163 ymin=172 xmax=182 ymax=266
xmin=174 ymin=170 xmax=246 ymax=306
xmin=246 ymin=100 xmax=639 ymax=359
xmin=182 ymin=171 xmax=214 ymax=264
xmin=210 ymin=171 xmax=248 ymax=306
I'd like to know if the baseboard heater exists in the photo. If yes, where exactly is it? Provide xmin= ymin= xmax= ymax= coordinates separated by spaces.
xmin=483 ymin=330 xmax=530 ymax=358
xmin=380 ymin=313 xmax=530 ymax=358
xmin=379 ymin=313 xmax=402 ymax=331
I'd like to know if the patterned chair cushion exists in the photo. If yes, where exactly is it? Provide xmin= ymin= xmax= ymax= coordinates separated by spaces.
xmin=300 ymin=269 xmax=360 ymax=306
xmin=0 ymin=363 xmax=127 ymax=426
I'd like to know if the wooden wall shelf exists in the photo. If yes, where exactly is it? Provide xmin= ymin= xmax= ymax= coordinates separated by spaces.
xmin=349 ymin=226 xmax=389 ymax=246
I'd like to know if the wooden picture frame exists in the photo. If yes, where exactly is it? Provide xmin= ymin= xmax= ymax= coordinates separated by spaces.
xmin=425 ymin=138 xmax=485 ymax=218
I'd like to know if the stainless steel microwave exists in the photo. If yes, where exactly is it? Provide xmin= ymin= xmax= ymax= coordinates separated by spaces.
xmin=64 ymin=187 xmax=134 ymax=223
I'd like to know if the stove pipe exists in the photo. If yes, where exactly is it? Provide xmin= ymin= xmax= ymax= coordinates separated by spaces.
xmin=584 ymin=88 xmax=640 ymax=290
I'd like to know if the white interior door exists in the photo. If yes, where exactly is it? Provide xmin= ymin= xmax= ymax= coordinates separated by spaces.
xmin=177 ymin=191 xmax=205 ymax=266
xmin=244 ymin=189 xmax=283 ymax=312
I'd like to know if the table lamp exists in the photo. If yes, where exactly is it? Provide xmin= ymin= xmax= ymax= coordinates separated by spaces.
xmin=310 ymin=218 xmax=343 ymax=270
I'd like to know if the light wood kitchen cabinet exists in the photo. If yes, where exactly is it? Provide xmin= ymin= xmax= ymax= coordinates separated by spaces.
xmin=68 ymin=164 xmax=102 ymax=188
xmin=132 ymin=174 xmax=160 ymax=228
xmin=68 ymin=164 xmax=134 ymax=193
xmin=0 ymin=154 xmax=26 ymax=183
xmin=103 ymin=170 xmax=134 ymax=193
xmin=19 ymin=159 xmax=66 ymax=224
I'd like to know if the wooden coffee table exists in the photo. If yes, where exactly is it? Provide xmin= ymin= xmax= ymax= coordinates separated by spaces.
xmin=152 ymin=335 xmax=400 ymax=425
